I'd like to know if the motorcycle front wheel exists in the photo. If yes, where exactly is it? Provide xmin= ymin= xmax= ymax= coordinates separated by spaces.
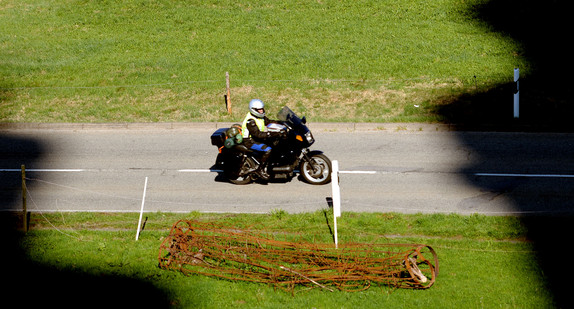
xmin=300 ymin=153 xmax=331 ymax=185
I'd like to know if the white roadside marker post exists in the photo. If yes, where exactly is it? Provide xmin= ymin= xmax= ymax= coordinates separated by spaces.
xmin=331 ymin=160 xmax=341 ymax=248
xmin=136 ymin=177 xmax=148 ymax=241
xmin=514 ymin=68 xmax=520 ymax=118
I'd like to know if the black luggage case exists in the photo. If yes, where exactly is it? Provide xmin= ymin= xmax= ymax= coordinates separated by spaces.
xmin=211 ymin=128 xmax=228 ymax=147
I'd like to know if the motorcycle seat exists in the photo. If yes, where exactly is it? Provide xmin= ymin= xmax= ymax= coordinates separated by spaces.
xmin=234 ymin=145 xmax=253 ymax=153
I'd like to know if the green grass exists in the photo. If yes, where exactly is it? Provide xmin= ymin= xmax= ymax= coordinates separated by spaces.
xmin=8 ymin=211 xmax=555 ymax=308
xmin=0 ymin=0 xmax=527 ymax=123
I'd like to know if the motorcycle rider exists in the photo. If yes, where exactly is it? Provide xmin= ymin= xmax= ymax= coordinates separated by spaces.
xmin=241 ymin=99 xmax=283 ymax=181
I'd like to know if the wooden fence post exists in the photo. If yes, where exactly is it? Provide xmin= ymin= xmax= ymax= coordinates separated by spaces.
xmin=225 ymin=72 xmax=231 ymax=114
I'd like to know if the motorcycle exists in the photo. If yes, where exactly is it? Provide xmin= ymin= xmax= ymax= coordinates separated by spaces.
xmin=210 ymin=106 xmax=331 ymax=185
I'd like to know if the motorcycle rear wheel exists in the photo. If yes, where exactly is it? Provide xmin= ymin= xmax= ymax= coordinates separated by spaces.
xmin=300 ymin=153 xmax=331 ymax=185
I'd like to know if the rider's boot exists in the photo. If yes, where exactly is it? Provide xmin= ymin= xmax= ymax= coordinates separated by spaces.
xmin=256 ymin=149 xmax=272 ymax=181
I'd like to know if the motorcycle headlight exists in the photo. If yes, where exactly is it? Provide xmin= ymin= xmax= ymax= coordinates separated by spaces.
xmin=304 ymin=131 xmax=314 ymax=144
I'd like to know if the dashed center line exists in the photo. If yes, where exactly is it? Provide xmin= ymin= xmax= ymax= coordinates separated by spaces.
xmin=177 ymin=169 xmax=377 ymax=174
xmin=0 ymin=169 xmax=86 ymax=172
xmin=474 ymin=173 xmax=574 ymax=178
xmin=3 ymin=169 xmax=574 ymax=178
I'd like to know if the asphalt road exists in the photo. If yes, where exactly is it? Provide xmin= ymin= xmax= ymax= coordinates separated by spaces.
xmin=2 ymin=123 xmax=574 ymax=215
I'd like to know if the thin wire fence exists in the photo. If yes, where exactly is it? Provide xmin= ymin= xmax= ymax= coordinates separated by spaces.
xmin=0 ymin=75 xmax=505 ymax=91
xmin=11 ymin=175 xmax=538 ymax=255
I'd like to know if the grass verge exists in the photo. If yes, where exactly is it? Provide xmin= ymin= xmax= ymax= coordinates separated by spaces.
xmin=1 ymin=0 xmax=526 ymax=124
xmin=6 ymin=211 xmax=555 ymax=308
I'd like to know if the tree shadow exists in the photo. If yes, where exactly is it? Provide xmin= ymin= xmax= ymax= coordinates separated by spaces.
xmin=0 ymin=134 xmax=171 ymax=308
xmin=435 ymin=0 xmax=573 ymax=132
xmin=435 ymin=1 xmax=574 ymax=307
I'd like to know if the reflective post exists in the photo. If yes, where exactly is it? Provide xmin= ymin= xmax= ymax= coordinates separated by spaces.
xmin=331 ymin=160 xmax=340 ymax=248
xmin=21 ymin=164 xmax=27 ymax=233
xmin=514 ymin=68 xmax=519 ymax=118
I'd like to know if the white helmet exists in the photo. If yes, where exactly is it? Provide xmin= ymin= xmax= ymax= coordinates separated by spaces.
xmin=249 ymin=99 xmax=265 ymax=118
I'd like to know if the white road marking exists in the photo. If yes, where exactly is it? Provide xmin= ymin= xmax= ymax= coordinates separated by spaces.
xmin=474 ymin=173 xmax=574 ymax=178
xmin=178 ymin=169 xmax=377 ymax=174
xmin=2 ymin=168 xmax=376 ymax=174
xmin=0 ymin=169 xmax=86 ymax=172
xmin=3 ymin=169 xmax=573 ymax=178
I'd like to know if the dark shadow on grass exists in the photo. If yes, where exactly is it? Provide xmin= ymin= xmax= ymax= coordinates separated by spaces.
xmin=435 ymin=0 xmax=573 ymax=132
xmin=0 ymin=134 xmax=171 ymax=308
xmin=324 ymin=198 xmax=336 ymax=243
xmin=435 ymin=1 xmax=574 ymax=307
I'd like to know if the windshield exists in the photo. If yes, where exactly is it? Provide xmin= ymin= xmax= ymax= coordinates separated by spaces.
xmin=277 ymin=106 xmax=301 ymax=125
xmin=277 ymin=106 xmax=313 ymax=146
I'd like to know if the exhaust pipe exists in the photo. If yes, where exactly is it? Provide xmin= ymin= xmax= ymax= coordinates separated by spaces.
xmin=271 ymin=166 xmax=293 ymax=173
